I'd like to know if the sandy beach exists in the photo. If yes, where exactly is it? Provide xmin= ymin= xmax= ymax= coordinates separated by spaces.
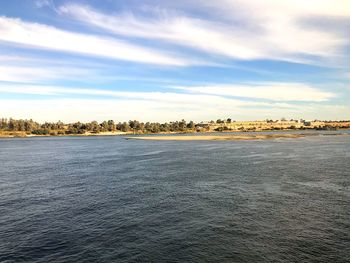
xmin=0 ymin=131 xmax=129 ymax=138
xmin=126 ymin=133 xmax=318 ymax=141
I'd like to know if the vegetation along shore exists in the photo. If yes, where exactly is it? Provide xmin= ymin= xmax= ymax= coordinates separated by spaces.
xmin=1 ymin=118 xmax=350 ymax=138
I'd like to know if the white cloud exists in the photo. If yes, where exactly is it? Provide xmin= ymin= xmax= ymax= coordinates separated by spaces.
xmin=59 ymin=2 xmax=349 ymax=63
xmin=0 ymin=83 xmax=341 ymax=122
xmin=0 ymin=98 xmax=348 ymax=123
xmin=173 ymin=83 xmax=336 ymax=102
xmin=201 ymin=0 xmax=350 ymax=18
xmin=0 ymin=1 xmax=348 ymax=122
xmin=59 ymin=4 xmax=263 ymax=60
xmin=0 ymin=65 xmax=98 ymax=83
xmin=0 ymin=84 xmax=267 ymax=107
xmin=35 ymin=0 xmax=50 ymax=8
xmin=0 ymin=98 xmax=223 ymax=122
xmin=0 ymin=84 xmax=266 ymax=122
xmin=0 ymin=82 xmax=335 ymax=105
xmin=0 ymin=16 xmax=196 ymax=66
xmin=0 ymin=56 xmax=215 ymax=84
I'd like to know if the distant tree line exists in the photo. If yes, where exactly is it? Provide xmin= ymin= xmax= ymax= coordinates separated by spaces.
xmin=0 ymin=118 xmax=199 ymax=135
xmin=2 ymin=118 xmax=348 ymax=136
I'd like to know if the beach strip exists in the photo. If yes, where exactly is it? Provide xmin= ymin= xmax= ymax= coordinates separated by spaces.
xmin=125 ymin=134 xmax=316 ymax=141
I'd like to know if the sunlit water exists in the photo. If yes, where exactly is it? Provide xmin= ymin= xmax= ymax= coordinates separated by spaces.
xmin=1 ymin=132 xmax=349 ymax=262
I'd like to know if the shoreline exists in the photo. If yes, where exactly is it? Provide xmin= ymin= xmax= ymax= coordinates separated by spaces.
xmin=0 ymin=129 xmax=349 ymax=139
xmin=0 ymin=131 xmax=130 ymax=138
xmin=125 ymin=132 xmax=348 ymax=141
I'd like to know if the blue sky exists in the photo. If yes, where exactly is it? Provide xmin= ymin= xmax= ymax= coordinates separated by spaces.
xmin=0 ymin=0 xmax=349 ymax=122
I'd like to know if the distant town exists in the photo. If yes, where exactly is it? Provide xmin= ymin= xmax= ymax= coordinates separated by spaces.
xmin=0 ymin=118 xmax=350 ymax=137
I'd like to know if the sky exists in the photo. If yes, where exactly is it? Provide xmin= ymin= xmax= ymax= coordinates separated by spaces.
xmin=0 ymin=0 xmax=349 ymax=122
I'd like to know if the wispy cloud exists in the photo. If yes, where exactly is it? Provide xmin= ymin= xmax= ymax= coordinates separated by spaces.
xmin=0 ymin=1 xmax=348 ymax=122
xmin=173 ymin=83 xmax=336 ymax=102
xmin=0 ymin=97 xmax=348 ymax=123
xmin=35 ymin=0 xmax=51 ymax=8
xmin=0 ymin=84 xmax=267 ymax=107
xmin=0 ymin=16 xmax=197 ymax=66
xmin=0 ymin=55 xmax=217 ymax=85
xmin=0 ymin=65 xmax=99 ymax=83
xmin=0 ymin=98 xmax=238 ymax=122
xmin=0 ymin=82 xmax=335 ymax=117
xmin=59 ymin=2 xmax=349 ymax=64
xmin=0 ymin=84 xmax=294 ymax=121
xmin=3 ymin=83 xmax=313 ymax=118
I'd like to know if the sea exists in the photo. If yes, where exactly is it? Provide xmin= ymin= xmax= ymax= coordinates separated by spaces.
xmin=0 ymin=131 xmax=349 ymax=262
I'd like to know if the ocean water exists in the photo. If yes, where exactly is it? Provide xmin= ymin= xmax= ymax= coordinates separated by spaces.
xmin=0 ymin=133 xmax=349 ymax=262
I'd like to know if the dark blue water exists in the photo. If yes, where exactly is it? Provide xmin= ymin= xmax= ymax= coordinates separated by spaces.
xmin=1 ymin=133 xmax=349 ymax=262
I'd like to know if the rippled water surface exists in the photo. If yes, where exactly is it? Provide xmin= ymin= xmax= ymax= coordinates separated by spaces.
xmin=0 ymin=133 xmax=349 ymax=262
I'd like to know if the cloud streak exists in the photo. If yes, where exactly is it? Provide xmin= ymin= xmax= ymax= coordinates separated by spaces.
xmin=0 ymin=65 xmax=98 ymax=83
xmin=0 ymin=16 xmax=195 ymax=66
xmin=0 ymin=98 xmax=348 ymax=123
xmin=0 ymin=82 xmax=334 ymax=103
xmin=59 ymin=2 xmax=349 ymax=64
xmin=0 ymin=84 xmax=268 ymax=107
xmin=173 ymin=83 xmax=336 ymax=102
xmin=0 ymin=1 xmax=348 ymax=122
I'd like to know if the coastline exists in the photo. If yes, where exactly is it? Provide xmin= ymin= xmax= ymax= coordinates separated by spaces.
xmin=0 ymin=130 xmax=184 ymax=138
xmin=0 ymin=131 xmax=130 ymax=138
xmin=1 ymin=119 xmax=349 ymax=139
xmin=125 ymin=132 xmax=348 ymax=141
xmin=0 ymin=129 xmax=349 ymax=139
